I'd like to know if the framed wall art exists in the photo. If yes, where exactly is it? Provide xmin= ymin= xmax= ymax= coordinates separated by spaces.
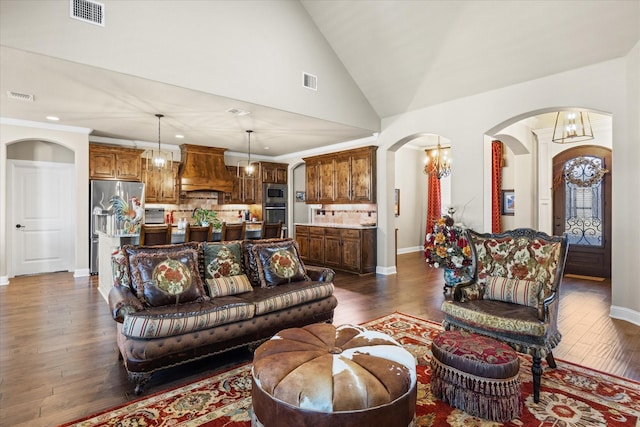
xmin=501 ymin=190 xmax=515 ymax=215
xmin=394 ymin=189 xmax=400 ymax=216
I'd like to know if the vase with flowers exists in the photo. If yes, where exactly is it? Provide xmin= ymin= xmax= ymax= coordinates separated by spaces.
xmin=424 ymin=215 xmax=473 ymax=291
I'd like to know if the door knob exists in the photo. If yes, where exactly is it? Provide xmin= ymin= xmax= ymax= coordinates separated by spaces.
xmin=16 ymin=224 xmax=25 ymax=229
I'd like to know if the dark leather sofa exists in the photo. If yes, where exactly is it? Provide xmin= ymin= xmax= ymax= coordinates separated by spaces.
xmin=108 ymin=238 xmax=337 ymax=394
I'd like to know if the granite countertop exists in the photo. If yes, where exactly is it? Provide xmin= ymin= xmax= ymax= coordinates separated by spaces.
xmin=294 ymin=223 xmax=377 ymax=229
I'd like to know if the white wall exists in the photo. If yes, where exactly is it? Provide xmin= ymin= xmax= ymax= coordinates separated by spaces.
xmin=0 ymin=122 xmax=91 ymax=283
xmin=376 ymin=55 xmax=640 ymax=325
xmin=0 ymin=0 xmax=379 ymax=132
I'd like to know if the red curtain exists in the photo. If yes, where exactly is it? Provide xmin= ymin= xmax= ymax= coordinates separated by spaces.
xmin=491 ymin=140 xmax=503 ymax=233
xmin=426 ymin=173 xmax=441 ymax=236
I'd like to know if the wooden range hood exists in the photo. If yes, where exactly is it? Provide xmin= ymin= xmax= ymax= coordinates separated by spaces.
xmin=178 ymin=145 xmax=234 ymax=193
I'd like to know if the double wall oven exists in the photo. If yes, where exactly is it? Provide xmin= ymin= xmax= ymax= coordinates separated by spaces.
xmin=263 ymin=183 xmax=287 ymax=234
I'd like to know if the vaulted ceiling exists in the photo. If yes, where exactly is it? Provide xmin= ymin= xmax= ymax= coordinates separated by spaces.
xmin=1 ymin=1 xmax=638 ymax=157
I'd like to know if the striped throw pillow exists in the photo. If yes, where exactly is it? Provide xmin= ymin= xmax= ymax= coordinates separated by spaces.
xmin=206 ymin=274 xmax=253 ymax=297
xmin=484 ymin=276 xmax=541 ymax=308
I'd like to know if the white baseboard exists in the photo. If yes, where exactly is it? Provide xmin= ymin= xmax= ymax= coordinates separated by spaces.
xmin=376 ymin=265 xmax=397 ymax=275
xmin=397 ymin=246 xmax=423 ymax=255
xmin=0 ymin=276 xmax=9 ymax=286
xmin=74 ymin=268 xmax=91 ymax=278
xmin=97 ymin=285 xmax=109 ymax=303
xmin=609 ymin=305 xmax=640 ymax=327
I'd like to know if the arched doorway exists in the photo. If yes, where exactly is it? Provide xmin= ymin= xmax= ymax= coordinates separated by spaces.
xmin=6 ymin=140 xmax=75 ymax=276
xmin=553 ymin=146 xmax=612 ymax=278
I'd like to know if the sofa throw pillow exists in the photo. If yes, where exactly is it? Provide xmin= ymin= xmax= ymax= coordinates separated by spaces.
xmin=203 ymin=242 xmax=244 ymax=280
xmin=206 ymin=274 xmax=253 ymax=297
xmin=128 ymin=247 xmax=206 ymax=307
xmin=124 ymin=243 xmax=202 ymax=298
xmin=483 ymin=276 xmax=542 ymax=308
xmin=252 ymin=240 xmax=308 ymax=287
xmin=243 ymin=238 xmax=293 ymax=287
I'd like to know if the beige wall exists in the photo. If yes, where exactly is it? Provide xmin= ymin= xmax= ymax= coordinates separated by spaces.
xmin=376 ymin=54 xmax=640 ymax=325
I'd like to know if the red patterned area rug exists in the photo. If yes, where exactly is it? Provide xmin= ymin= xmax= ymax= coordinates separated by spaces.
xmin=60 ymin=312 xmax=639 ymax=427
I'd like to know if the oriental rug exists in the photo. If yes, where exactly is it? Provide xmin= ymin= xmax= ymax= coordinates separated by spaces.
xmin=60 ymin=312 xmax=639 ymax=427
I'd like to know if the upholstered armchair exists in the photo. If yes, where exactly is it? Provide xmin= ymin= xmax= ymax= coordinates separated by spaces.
xmin=441 ymin=228 xmax=568 ymax=403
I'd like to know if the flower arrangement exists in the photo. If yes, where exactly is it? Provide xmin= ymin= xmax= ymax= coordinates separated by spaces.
xmin=424 ymin=215 xmax=472 ymax=269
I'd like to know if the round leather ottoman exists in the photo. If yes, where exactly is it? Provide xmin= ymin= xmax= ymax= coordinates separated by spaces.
xmin=251 ymin=323 xmax=417 ymax=427
xmin=430 ymin=330 xmax=522 ymax=422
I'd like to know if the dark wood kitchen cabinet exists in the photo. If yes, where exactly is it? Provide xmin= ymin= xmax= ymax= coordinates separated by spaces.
xmin=222 ymin=165 xmax=259 ymax=204
xmin=303 ymin=146 xmax=377 ymax=204
xmin=261 ymin=162 xmax=288 ymax=184
xmin=295 ymin=224 xmax=376 ymax=274
xmin=89 ymin=144 xmax=144 ymax=181
xmin=142 ymin=162 xmax=179 ymax=204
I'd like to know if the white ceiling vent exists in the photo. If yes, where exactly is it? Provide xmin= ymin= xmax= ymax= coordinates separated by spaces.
xmin=6 ymin=91 xmax=35 ymax=102
xmin=303 ymin=72 xmax=318 ymax=91
xmin=226 ymin=107 xmax=251 ymax=116
xmin=70 ymin=0 xmax=105 ymax=27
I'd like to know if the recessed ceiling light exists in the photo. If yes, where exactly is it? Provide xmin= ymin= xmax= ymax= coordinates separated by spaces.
xmin=175 ymin=134 xmax=184 ymax=139
xmin=46 ymin=116 xmax=60 ymax=121
xmin=264 ymin=146 xmax=270 ymax=150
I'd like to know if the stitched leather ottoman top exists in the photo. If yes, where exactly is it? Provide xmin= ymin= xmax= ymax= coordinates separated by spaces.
xmin=251 ymin=323 xmax=417 ymax=427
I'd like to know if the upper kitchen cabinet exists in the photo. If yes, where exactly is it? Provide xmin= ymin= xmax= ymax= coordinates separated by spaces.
xmin=143 ymin=162 xmax=180 ymax=204
xmin=89 ymin=144 xmax=144 ymax=181
xmin=303 ymin=146 xmax=377 ymax=204
xmin=222 ymin=165 xmax=259 ymax=204
xmin=261 ymin=162 xmax=288 ymax=184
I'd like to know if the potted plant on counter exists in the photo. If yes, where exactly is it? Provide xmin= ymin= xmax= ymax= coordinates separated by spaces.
xmin=192 ymin=208 xmax=221 ymax=230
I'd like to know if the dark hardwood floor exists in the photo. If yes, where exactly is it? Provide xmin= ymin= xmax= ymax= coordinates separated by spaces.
xmin=1 ymin=252 xmax=638 ymax=427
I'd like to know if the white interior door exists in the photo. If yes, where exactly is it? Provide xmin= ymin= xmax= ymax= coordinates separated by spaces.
xmin=9 ymin=160 xmax=74 ymax=276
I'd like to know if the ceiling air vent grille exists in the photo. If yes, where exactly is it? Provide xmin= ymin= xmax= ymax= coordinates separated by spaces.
xmin=70 ymin=0 xmax=105 ymax=27
xmin=6 ymin=91 xmax=35 ymax=102
xmin=303 ymin=72 xmax=317 ymax=91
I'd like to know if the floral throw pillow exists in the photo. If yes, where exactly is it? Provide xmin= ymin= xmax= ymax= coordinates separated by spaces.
xmin=203 ymin=242 xmax=244 ymax=279
xmin=483 ymin=276 xmax=542 ymax=308
xmin=251 ymin=241 xmax=308 ymax=287
xmin=242 ymin=238 xmax=293 ymax=286
xmin=127 ymin=248 xmax=206 ymax=307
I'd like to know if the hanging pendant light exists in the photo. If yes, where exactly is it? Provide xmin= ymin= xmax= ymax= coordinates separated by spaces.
xmin=423 ymin=137 xmax=451 ymax=179
xmin=237 ymin=130 xmax=258 ymax=179
xmin=552 ymin=111 xmax=594 ymax=144
xmin=145 ymin=114 xmax=173 ymax=173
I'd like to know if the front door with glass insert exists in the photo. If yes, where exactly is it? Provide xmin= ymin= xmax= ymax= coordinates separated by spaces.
xmin=552 ymin=146 xmax=611 ymax=278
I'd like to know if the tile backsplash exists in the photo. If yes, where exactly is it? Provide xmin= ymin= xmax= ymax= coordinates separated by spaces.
xmin=310 ymin=204 xmax=377 ymax=226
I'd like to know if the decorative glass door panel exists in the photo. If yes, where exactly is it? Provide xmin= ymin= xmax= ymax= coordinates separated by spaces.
xmin=563 ymin=156 xmax=605 ymax=246
xmin=553 ymin=147 xmax=611 ymax=278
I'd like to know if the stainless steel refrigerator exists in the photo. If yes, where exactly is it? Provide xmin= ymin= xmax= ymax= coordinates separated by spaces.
xmin=90 ymin=180 xmax=145 ymax=274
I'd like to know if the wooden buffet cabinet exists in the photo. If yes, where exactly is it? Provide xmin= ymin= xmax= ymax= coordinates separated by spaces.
xmin=89 ymin=144 xmax=144 ymax=181
xmin=303 ymin=146 xmax=377 ymax=204
xmin=295 ymin=224 xmax=376 ymax=274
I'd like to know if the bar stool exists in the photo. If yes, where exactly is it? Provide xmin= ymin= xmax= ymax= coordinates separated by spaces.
xmin=260 ymin=220 xmax=283 ymax=239
xmin=139 ymin=224 xmax=171 ymax=246
xmin=221 ymin=222 xmax=246 ymax=241
xmin=185 ymin=223 xmax=212 ymax=242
